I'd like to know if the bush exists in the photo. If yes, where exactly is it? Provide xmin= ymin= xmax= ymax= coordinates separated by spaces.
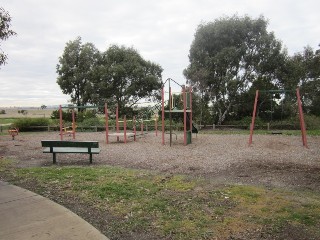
xmin=304 ymin=115 xmax=320 ymax=130
xmin=13 ymin=118 xmax=50 ymax=131
xmin=0 ymin=109 xmax=6 ymax=114
xmin=51 ymin=110 xmax=73 ymax=122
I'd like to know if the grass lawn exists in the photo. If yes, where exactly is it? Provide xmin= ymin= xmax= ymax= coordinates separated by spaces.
xmin=1 ymin=159 xmax=320 ymax=239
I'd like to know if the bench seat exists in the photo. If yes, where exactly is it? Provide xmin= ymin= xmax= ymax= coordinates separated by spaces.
xmin=41 ymin=140 xmax=100 ymax=164
xmin=43 ymin=147 xmax=100 ymax=154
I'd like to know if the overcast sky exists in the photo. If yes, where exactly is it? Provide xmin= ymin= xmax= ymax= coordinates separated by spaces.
xmin=0 ymin=0 xmax=319 ymax=107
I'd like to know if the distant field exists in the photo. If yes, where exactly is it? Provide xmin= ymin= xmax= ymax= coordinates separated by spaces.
xmin=0 ymin=108 xmax=54 ymax=119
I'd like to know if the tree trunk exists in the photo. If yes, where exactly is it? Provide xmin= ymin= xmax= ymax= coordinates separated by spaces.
xmin=217 ymin=102 xmax=232 ymax=125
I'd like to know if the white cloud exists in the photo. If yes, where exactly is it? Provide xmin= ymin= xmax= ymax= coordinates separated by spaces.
xmin=0 ymin=0 xmax=319 ymax=107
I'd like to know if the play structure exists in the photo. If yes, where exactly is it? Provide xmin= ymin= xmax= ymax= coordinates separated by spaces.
xmin=8 ymin=127 xmax=19 ymax=140
xmin=248 ymin=88 xmax=308 ymax=148
xmin=105 ymin=104 xmax=136 ymax=143
xmin=59 ymin=105 xmax=77 ymax=140
xmin=161 ymin=78 xmax=198 ymax=146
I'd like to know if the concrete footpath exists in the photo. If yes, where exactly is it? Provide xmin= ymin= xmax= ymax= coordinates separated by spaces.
xmin=0 ymin=181 xmax=109 ymax=240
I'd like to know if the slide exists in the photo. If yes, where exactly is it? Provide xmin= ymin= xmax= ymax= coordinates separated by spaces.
xmin=186 ymin=112 xmax=198 ymax=133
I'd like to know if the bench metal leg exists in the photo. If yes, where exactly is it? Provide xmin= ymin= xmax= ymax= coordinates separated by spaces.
xmin=89 ymin=154 xmax=92 ymax=164
xmin=53 ymin=153 xmax=56 ymax=164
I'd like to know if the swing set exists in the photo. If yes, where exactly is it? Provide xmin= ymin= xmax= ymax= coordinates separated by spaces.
xmin=248 ymin=88 xmax=308 ymax=148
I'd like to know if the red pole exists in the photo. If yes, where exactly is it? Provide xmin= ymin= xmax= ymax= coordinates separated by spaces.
xmin=155 ymin=118 xmax=158 ymax=136
xmin=59 ymin=105 xmax=63 ymax=141
xmin=296 ymin=88 xmax=308 ymax=148
xmin=116 ymin=105 xmax=119 ymax=142
xmin=248 ymin=90 xmax=259 ymax=146
xmin=141 ymin=121 xmax=143 ymax=136
xmin=72 ymin=109 xmax=75 ymax=140
xmin=133 ymin=116 xmax=136 ymax=141
xmin=183 ymin=86 xmax=187 ymax=146
xmin=161 ymin=87 xmax=165 ymax=145
xmin=105 ymin=103 xmax=109 ymax=144
xmin=189 ymin=87 xmax=192 ymax=135
xmin=124 ymin=115 xmax=127 ymax=143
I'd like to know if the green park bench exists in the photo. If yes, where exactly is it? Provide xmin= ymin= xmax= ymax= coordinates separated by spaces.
xmin=41 ymin=140 xmax=100 ymax=164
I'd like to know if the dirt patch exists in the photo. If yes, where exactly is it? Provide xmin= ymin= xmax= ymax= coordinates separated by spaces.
xmin=1 ymin=132 xmax=320 ymax=239
xmin=1 ymin=132 xmax=320 ymax=191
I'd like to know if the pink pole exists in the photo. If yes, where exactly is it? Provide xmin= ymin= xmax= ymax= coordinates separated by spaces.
xmin=116 ymin=105 xmax=119 ymax=142
xmin=296 ymin=88 xmax=308 ymax=148
xmin=124 ymin=115 xmax=127 ymax=143
xmin=133 ymin=116 xmax=136 ymax=141
xmin=105 ymin=103 xmax=109 ymax=144
xmin=183 ymin=86 xmax=187 ymax=146
xmin=189 ymin=87 xmax=192 ymax=135
xmin=72 ymin=109 xmax=75 ymax=140
xmin=59 ymin=105 xmax=63 ymax=140
xmin=161 ymin=87 xmax=165 ymax=145
xmin=155 ymin=118 xmax=158 ymax=136
xmin=141 ymin=121 xmax=143 ymax=135
xmin=248 ymin=90 xmax=259 ymax=146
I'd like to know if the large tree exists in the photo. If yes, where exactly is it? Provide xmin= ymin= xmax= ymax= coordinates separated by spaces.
xmin=92 ymin=45 xmax=163 ymax=115
xmin=277 ymin=45 xmax=320 ymax=116
xmin=184 ymin=15 xmax=286 ymax=124
xmin=56 ymin=37 xmax=100 ymax=108
xmin=0 ymin=7 xmax=17 ymax=67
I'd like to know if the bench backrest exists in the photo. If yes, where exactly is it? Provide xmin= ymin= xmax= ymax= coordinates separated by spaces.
xmin=41 ymin=140 xmax=99 ymax=148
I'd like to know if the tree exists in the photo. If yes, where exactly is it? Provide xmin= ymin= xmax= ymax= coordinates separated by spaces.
xmin=184 ymin=15 xmax=286 ymax=124
xmin=0 ymin=7 xmax=17 ymax=67
xmin=56 ymin=37 xmax=100 ymax=109
xmin=92 ymin=45 xmax=163 ymax=116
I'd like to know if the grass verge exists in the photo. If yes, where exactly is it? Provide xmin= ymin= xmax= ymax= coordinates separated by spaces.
xmin=1 ymin=160 xmax=320 ymax=239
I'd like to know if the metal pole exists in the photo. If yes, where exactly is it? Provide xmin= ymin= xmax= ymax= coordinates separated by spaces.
xmin=169 ymin=80 xmax=172 ymax=147
xmin=189 ymin=87 xmax=192 ymax=135
xmin=124 ymin=115 xmax=127 ymax=143
xmin=161 ymin=87 xmax=165 ymax=145
xmin=59 ymin=105 xmax=63 ymax=141
xmin=105 ymin=103 xmax=108 ymax=144
xmin=72 ymin=109 xmax=75 ymax=140
xmin=248 ymin=90 xmax=259 ymax=146
xmin=133 ymin=116 xmax=136 ymax=141
xmin=183 ymin=86 xmax=187 ymax=146
xmin=116 ymin=105 xmax=119 ymax=142
xmin=296 ymin=88 xmax=308 ymax=148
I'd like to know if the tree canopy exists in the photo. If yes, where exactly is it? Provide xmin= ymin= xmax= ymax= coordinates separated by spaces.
xmin=57 ymin=38 xmax=163 ymax=114
xmin=184 ymin=15 xmax=286 ymax=124
xmin=56 ymin=37 xmax=100 ymax=108
xmin=0 ymin=7 xmax=17 ymax=67
xmin=92 ymin=45 xmax=162 ymax=114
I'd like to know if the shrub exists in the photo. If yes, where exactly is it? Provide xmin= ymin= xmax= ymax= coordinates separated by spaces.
xmin=13 ymin=118 xmax=50 ymax=131
xmin=304 ymin=115 xmax=320 ymax=130
xmin=51 ymin=110 xmax=74 ymax=122
xmin=0 ymin=109 xmax=6 ymax=114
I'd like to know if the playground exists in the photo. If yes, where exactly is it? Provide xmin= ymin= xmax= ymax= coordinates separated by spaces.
xmin=1 ymin=131 xmax=320 ymax=191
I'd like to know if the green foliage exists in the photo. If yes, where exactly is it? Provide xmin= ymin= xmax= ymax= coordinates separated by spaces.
xmin=0 ymin=7 xmax=17 ymax=67
xmin=77 ymin=109 xmax=97 ymax=122
xmin=184 ymin=15 xmax=286 ymax=125
xmin=0 ymin=109 xmax=6 ymax=114
xmin=7 ymin=166 xmax=320 ymax=240
xmin=56 ymin=37 xmax=100 ymax=106
xmin=13 ymin=118 xmax=50 ymax=131
xmin=304 ymin=115 xmax=320 ymax=130
xmin=77 ymin=117 xmax=102 ymax=127
xmin=50 ymin=110 xmax=73 ymax=122
xmin=92 ymin=45 xmax=163 ymax=116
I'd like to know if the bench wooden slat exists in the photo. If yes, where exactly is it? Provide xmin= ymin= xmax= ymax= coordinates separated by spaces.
xmin=41 ymin=140 xmax=100 ymax=164
xmin=41 ymin=140 xmax=99 ymax=148
xmin=43 ymin=147 xmax=100 ymax=154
